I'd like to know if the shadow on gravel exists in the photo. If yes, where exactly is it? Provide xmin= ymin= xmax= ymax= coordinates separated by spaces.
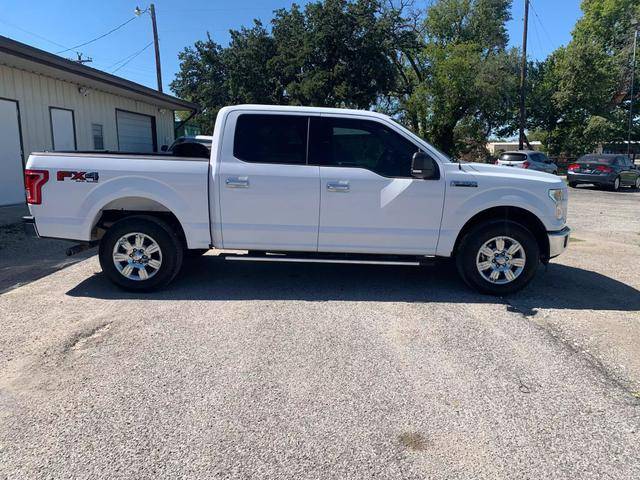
xmin=0 ymin=223 xmax=94 ymax=294
xmin=66 ymin=256 xmax=640 ymax=312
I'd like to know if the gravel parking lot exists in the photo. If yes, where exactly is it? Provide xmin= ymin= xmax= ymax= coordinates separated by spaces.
xmin=1 ymin=185 xmax=639 ymax=479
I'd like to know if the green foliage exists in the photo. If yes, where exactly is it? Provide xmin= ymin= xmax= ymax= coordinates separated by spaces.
xmin=171 ymin=0 xmax=396 ymax=132
xmin=391 ymin=0 xmax=518 ymax=155
xmin=526 ymin=0 xmax=639 ymax=155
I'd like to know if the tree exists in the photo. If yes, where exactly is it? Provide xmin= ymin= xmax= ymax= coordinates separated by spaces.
xmin=384 ymin=0 xmax=519 ymax=156
xmin=269 ymin=0 xmax=397 ymax=108
xmin=171 ymin=0 xmax=398 ymax=132
xmin=170 ymin=35 xmax=228 ymax=132
xmin=529 ymin=0 xmax=640 ymax=155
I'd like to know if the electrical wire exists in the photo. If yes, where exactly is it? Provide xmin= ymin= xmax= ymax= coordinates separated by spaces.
xmin=528 ymin=0 xmax=555 ymax=50
xmin=55 ymin=16 xmax=138 ymax=54
xmin=111 ymin=42 xmax=153 ymax=73
xmin=0 ymin=18 xmax=69 ymax=49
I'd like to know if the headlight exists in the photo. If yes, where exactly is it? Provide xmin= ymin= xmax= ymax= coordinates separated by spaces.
xmin=548 ymin=188 xmax=567 ymax=220
xmin=548 ymin=188 xmax=565 ymax=203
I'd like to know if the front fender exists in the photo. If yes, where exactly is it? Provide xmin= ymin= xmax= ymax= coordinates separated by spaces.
xmin=436 ymin=185 xmax=554 ymax=257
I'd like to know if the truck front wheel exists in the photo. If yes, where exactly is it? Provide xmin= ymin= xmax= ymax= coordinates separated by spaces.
xmin=455 ymin=221 xmax=540 ymax=295
xmin=98 ymin=215 xmax=184 ymax=291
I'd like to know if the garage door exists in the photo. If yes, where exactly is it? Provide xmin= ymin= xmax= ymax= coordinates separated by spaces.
xmin=116 ymin=110 xmax=156 ymax=152
xmin=0 ymin=99 xmax=24 ymax=206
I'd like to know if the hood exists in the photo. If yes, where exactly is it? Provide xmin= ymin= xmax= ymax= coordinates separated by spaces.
xmin=462 ymin=163 xmax=564 ymax=185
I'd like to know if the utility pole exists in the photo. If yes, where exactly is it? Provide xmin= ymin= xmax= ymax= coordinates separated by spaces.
xmin=135 ymin=4 xmax=163 ymax=92
xmin=150 ymin=4 xmax=163 ymax=92
xmin=628 ymin=24 xmax=638 ymax=158
xmin=519 ymin=0 xmax=529 ymax=150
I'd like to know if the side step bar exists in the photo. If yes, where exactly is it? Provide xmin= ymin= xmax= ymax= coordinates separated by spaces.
xmin=222 ymin=253 xmax=435 ymax=266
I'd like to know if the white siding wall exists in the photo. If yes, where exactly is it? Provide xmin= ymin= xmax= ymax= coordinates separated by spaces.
xmin=0 ymin=63 xmax=175 ymax=159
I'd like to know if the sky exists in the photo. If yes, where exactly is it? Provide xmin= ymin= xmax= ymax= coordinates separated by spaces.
xmin=0 ymin=0 xmax=583 ymax=94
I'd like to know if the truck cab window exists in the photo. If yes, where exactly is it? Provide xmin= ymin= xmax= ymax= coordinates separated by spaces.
xmin=309 ymin=117 xmax=421 ymax=177
xmin=233 ymin=114 xmax=308 ymax=165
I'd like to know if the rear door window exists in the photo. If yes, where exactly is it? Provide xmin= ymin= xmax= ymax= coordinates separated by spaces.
xmin=233 ymin=114 xmax=308 ymax=165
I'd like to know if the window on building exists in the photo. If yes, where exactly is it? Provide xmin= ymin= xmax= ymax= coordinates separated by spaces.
xmin=233 ymin=114 xmax=308 ymax=165
xmin=309 ymin=117 xmax=421 ymax=178
xmin=92 ymin=123 xmax=104 ymax=150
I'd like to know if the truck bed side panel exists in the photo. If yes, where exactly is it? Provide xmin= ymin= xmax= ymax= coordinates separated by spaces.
xmin=26 ymin=153 xmax=211 ymax=249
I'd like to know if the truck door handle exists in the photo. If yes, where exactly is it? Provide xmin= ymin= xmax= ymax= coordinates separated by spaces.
xmin=327 ymin=181 xmax=350 ymax=192
xmin=225 ymin=177 xmax=249 ymax=188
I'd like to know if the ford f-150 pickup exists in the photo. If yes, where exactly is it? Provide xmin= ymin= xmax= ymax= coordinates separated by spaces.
xmin=23 ymin=105 xmax=570 ymax=295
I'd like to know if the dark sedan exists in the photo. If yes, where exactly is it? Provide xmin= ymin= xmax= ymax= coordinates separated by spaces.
xmin=567 ymin=154 xmax=640 ymax=191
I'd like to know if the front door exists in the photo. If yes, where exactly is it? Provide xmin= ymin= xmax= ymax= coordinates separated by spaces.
xmin=311 ymin=116 xmax=445 ymax=255
xmin=0 ymin=99 xmax=24 ymax=206
xmin=218 ymin=112 xmax=320 ymax=251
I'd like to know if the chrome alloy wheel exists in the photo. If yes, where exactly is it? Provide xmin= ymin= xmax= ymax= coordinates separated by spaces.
xmin=112 ymin=232 xmax=163 ymax=281
xmin=475 ymin=236 xmax=526 ymax=285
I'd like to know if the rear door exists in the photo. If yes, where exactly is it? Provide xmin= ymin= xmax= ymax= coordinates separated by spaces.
xmin=218 ymin=111 xmax=320 ymax=251
xmin=619 ymin=156 xmax=635 ymax=185
xmin=311 ymin=115 xmax=445 ymax=255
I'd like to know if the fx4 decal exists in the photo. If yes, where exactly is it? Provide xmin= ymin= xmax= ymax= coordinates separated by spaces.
xmin=57 ymin=171 xmax=99 ymax=183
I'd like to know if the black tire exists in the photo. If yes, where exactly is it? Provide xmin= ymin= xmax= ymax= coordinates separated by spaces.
xmin=568 ymin=182 xmax=578 ymax=188
xmin=98 ymin=215 xmax=184 ymax=291
xmin=455 ymin=221 xmax=540 ymax=296
xmin=552 ymin=171 xmax=558 ymax=176
xmin=610 ymin=176 xmax=621 ymax=192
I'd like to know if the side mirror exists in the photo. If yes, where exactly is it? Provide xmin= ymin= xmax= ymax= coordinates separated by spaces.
xmin=160 ymin=145 xmax=168 ymax=152
xmin=411 ymin=151 xmax=437 ymax=179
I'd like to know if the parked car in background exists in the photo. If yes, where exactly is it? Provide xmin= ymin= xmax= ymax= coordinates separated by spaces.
xmin=567 ymin=154 xmax=640 ymax=191
xmin=161 ymin=135 xmax=213 ymax=153
xmin=495 ymin=150 xmax=558 ymax=174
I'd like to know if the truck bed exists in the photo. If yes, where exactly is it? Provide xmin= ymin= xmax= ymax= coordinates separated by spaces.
xmin=25 ymin=151 xmax=212 ymax=249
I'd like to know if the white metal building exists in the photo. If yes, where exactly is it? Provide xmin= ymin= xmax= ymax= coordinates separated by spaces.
xmin=0 ymin=35 xmax=197 ymax=206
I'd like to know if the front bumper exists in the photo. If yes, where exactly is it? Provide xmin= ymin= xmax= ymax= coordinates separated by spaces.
xmin=548 ymin=226 xmax=570 ymax=258
xmin=22 ymin=216 xmax=40 ymax=238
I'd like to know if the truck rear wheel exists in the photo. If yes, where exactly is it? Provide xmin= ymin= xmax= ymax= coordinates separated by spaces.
xmin=98 ymin=215 xmax=184 ymax=291
xmin=455 ymin=221 xmax=539 ymax=295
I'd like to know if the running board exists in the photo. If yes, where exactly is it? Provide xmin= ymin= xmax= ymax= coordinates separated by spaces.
xmin=222 ymin=254 xmax=434 ymax=266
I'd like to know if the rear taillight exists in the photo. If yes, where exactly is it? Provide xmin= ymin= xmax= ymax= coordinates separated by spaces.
xmin=522 ymin=161 xmax=530 ymax=169
xmin=567 ymin=163 xmax=580 ymax=171
xmin=24 ymin=169 xmax=49 ymax=205
xmin=595 ymin=165 xmax=612 ymax=173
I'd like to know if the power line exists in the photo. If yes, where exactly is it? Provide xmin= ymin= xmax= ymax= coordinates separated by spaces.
xmin=55 ymin=16 xmax=138 ymax=54
xmin=112 ymin=42 xmax=153 ymax=74
xmin=0 ymin=18 xmax=69 ymax=49
xmin=528 ymin=0 xmax=555 ymax=50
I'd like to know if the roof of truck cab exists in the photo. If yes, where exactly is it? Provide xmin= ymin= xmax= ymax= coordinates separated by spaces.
xmin=225 ymin=104 xmax=392 ymax=120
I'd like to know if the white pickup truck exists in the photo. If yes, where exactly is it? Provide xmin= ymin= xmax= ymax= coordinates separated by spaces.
xmin=23 ymin=105 xmax=570 ymax=295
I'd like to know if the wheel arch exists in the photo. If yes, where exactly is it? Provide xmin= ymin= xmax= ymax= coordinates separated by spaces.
xmin=90 ymin=197 xmax=188 ymax=249
xmin=452 ymin=206 xmax=550 ymax=260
